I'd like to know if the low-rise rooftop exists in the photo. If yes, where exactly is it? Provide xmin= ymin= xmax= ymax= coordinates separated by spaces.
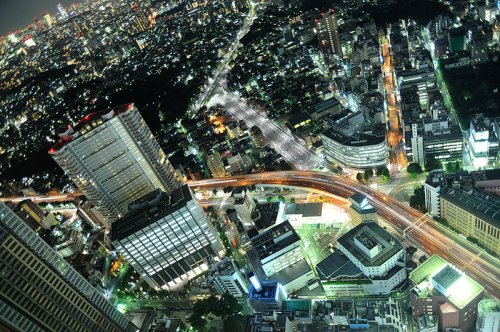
xmin=409 ymin=255 xmax=484 ymax=310
xmin=337 ymin=221 xmax=402 ymax=267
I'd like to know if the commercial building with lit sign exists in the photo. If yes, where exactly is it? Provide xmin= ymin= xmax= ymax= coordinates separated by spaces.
xmin=321 ymin=131 xmax=387 ymax=169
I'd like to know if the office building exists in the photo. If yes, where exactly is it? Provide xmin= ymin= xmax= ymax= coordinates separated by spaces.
xmin=308 ymin=97 xmax=343 ymax=121
xmin=248 ymin=281 xmax=287 ymax=313
xmin=111 ymin=186 xmax=222 ymax=290
xmin=321 ymin=131 xmax=387 ymax=169
xmin=14 ymin=199 xmax=58 ymax=230
xmin=226 ymin=153 xmax=252 ymax=175
xmin=0 ymin=202 xmax=136 ymax=332
xmin=349 ymin=193 xmax=378 ymax=225
xmin=314 ymin=10 xmax=343 ymax=59
xmin=233 ymin=189 xmax=257 ymax=227
xmin=424 ymin=170 xmax=447 ymax=217
xmin=206 ymin=153 xmax=226 ymax=178
xmin=440 ymin=187 xmax=500 ymax=255
xmin=49 ymin=103 xmax=181 ymax=222
xmin=410 ymin=255 xmax=484 ymax=332
xmin=54 ymin=229 xmax=86 ymax=258
xmin=476 ymin=299 xmax=500 ymax=332
xmin=464 ymin=114 xmax=499 ymax=170
xmin=208 ymin=257 xmax=249 ymax=297
xmin=317 ymin=221 xmax=406 ymax=296
xmin=250 ymin=126 xmax=267 ymax=148
xmin=250 ymin=221 xmax=303 ymax=277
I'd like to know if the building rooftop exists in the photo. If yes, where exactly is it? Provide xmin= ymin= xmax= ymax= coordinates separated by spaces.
xmin=441 ymin=187 xmax=500 ymax=229
xmin=270 ymin=259 xmax=312 ymax=286
xmin=251 ymin=220 xmax=301 ymax=261
xmin=409 ymin=255 xmax=484 ymax=310
xmin=285 ymin=203 xmax=323 ymax=218
xmin=432 ymin=265 xmax=460 ymax=290
xmin=425 ymin=170 xmax=447 ymax=188
xmin=337 ymin=222 xmax=402 ymax=267
xmin=310 ymin=97 xmax=341 ymax=114
xmin=316 ymin=251 xmax=362 ymax=280
xmin=49 ymin=103 xmax=134 ymax=154
xmin=478 ymin=299 xmax=500 ymax=313
xmin=249 ymin=281 xmax=281 ymax=301
xmin=111 ymin=185 xmax=192 ymax=242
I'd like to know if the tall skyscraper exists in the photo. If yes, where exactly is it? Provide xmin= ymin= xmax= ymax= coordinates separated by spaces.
xmin=111 ymin=186 xmax=223 ymax=290
xmin=0 ymin=203 xmax=136 ymax=332
xmin=314 ymin=9 xmax=343 ymax=59
xmin=49 ymin=103 xmax=182 ymax=222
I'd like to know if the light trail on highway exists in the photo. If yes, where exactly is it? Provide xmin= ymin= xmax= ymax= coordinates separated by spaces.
xmin=189 ymin=171 xmax=500 ymax=297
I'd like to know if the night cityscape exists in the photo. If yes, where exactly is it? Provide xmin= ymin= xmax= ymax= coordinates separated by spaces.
xmin=0 ymin=0 xmax=499 ymax=331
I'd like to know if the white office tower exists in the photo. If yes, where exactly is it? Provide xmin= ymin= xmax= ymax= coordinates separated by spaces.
xmin=49 ymin=103 xmax=182 ymax=222
xmin=233 ymin=189 xmax=257 ymax=227
xmin=476 ymin=300 xmax=500 ymax=332
xmin=111 ymin=186 xmax=223 ymax=290
xmin=464 ymin=114 xmax=499 ymax=170
xmin=208 ymin=257 xmax=249 ymax=297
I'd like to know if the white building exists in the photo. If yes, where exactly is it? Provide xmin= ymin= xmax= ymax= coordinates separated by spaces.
xmin=317 ymin=221 xmax=406 ymax=296
xmin=321 ymin=131 xmax=387 ymax=169
xmin=233 ymin=189 xmax=257 ymax=227
xmin=464 ymin=114 xmax=499 ymax=170
xmin=476 ymin=299 xmax=500 ymax=332
xmin=208 ymin=257 xmax=249 ymax=297
xmin=284 ymin=202 xmax=344 ymax=227
xmin=251 ymin=221 xmax=303 ymax=277
xmin=111 ymin=186 xmax=222 ymax=290
xmin=424 ymin=170 xmax=447 ymax=217
xmin=49 ymin=103 xmax=181 ymax=222
xmin=349 ymin=193 xmax=378 ymax=225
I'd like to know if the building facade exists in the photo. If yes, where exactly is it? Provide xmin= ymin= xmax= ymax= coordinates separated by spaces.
xmin=0 ymin=203 xmax=135 ymax=332
xmin=208 ymin=257 xmax=249 ymax=298
xmin=250 ymin=221 xmax=303 ymax=277
xmin=476 ymin=299 xmax=500 ymax=332
xmin=49 ymin=103 xmax=181 ymax=222
xmin=349 ymin=193 xmax=378 ymax=225
xmin=314 ymin=10 xmax=343 ymax=59
xmin=321 ymin=131 xmax=387 ymax=169
xmin=440 ymin=187 xmax=500 ymax=255
xmin=464 ymin=114 xmax=499 ymax=170
xmin=317 ymin=222 xmax=406 ymax=296
xmin=111 ymin=186 xmax=222 ymax=290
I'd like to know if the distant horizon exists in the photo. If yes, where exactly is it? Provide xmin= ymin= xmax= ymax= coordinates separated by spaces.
xmin=0 ymin=0 xmax=81 ymax=36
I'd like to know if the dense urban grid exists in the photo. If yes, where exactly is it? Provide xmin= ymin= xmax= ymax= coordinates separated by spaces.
xmin=0 ymin=0 xmax=499 ymax=331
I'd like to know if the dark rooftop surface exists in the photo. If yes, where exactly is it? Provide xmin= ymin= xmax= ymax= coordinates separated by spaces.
xmin=270 ymin=259 xmax=312 ymax=285
xmin=311 ymin=97 xmax=341 ymax=114
xmin=285 ymin=203 xmax=323 ymax=217
xmin=441 ymin=187 xmax=500 ymax=228
xmin=251 ymin=221 xmax=300 ymax=261
xmin=316 ymin=251 xmax=362 ymax=280
xmin=337 ymin=222 xmax=402 ymax=267
xmin=111 ymin=185 xmax=192 ymax=242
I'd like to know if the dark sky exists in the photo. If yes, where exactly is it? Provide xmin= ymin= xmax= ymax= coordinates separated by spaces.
xmin=0 ymin=0 xmax=80 ymax=36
